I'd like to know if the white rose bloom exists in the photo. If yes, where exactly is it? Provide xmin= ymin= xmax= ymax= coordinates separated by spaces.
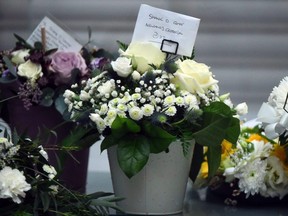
xmin=0 ymin=166 xmax=31 ymax=204
xmin=171 ymin=59 xmax=218 ymax=94
xmin=111 ymin=57 xmax=133 ymax=77
xmin=132 ymin=70 xmax=141 ymax=80
xmin=122 ymin=42 xmax=166 ymax=74
xmin=79 ymin=90 xmax=91 ymax=101
xmin=128 ymin=106 xmax=143 ymax=121
xmin=235 ymin=102 xmax=248 ymax=116
xmin=11 ymin=49 xmax=30 ymax=64
xmin=17 ymin=60 xmax=43 ymax=84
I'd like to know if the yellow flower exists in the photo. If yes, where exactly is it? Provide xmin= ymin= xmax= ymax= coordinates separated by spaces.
xmin=247 ymin=133 xmax=268 ymax=143
xmin=200 ymin=161 xmax=209 ymax=179
xmin=221 ymin=139 xmax=234 ymax=160
xmin=271 ymin=144 xmax=287 ymax=166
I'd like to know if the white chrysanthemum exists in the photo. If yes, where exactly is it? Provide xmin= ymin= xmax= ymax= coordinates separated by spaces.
xmin=250 ymin=140 xmax=273 ymax=159
xmin=63 ymin=89 xmax=76 ymax=100
xmin=268 ymin=76 xmax=288 ymax=116
xmin=132 ymin=93 xmax=141 ymax=101
xmin=43 ymin=164 xmax=57 ymax=180
xmin=0 ymin=166 xmax=31 ymax=204
xmin=163 ymin=95 xmax=175 ymax=106
xmin=128 ymin=107 xmax=143 ymax=121
xmin=235 ymin=158 xmax=267 ymax=198
xmin=165 ymin=106 xmax=177 ymax=116
xmin=235 ymin=102 xmax=248 ymax=116
xmin=141 ymin=104 xmax=155 ymax=117
xmin=175 ymin=96 xmax=185 ymax=106
xmin=107 ymin=109 xmax=117 ymax=119
xmin=117 ymin=103 xmax=128 ymax=112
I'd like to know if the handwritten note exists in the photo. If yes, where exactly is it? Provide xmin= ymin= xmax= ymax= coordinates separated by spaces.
xmin=132 ymin=4 xmax=200 ymax=57
xmin=27 ymin=16 xmax=82 ymax=52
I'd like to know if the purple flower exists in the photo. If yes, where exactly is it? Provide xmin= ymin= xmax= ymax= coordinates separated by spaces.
xmin=49 ymin=51 xmax=88 ymax=85
xmin=90 ymin=57 xmax=108 ymax=70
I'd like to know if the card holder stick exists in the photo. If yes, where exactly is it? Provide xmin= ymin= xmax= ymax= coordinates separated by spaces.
xmin=160 ymin=39 xmax=179 ymax=56
xmin=41 ymin=27 xmax=46 ymax=50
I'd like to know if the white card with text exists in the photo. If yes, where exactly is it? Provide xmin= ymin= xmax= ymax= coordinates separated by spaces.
xmin=132 ymin=4 xmax=200 ymax=57
xmin=27 ymin=16 xmax=82 ymax=52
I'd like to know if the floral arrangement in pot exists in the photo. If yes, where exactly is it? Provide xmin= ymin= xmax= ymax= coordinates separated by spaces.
xmin=195 ymin=76 xmax=288 ymax=205
xmin=0 ymin=119 xmax=120 ymax=215
xmin=0 ymin=33 xmax=112 ymax=192
xmin=64 ymin=41 xmax=246 ymax=179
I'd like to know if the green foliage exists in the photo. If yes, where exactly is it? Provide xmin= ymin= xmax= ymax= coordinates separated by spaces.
xmin=101 ymin=116 xmax=176 ymax=178
xmin=190 ymin=101 xmax=240 ymax=180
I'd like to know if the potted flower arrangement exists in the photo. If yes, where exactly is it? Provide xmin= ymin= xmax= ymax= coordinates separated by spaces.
xmin=0 ymin=119 xmax=121 ymax=215
xmin=0 ymin=33 xmax=112 ymax=192
xmin=63 ymin=41 xmax=244 ymax=214
xmin=196 ymin=76 xmax=288 ymax=206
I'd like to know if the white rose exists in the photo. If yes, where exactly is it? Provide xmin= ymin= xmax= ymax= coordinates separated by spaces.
xmin=235 ymin=102 xmax=248 ymax=116
xmin=17 ymin=60 xmax=43 ymax=84
xmin=111 ymin=57 xmax=132 ymax=77
xmin=171 ymin=59 xmax=218 ymax=94
xmin=122 ymin=42 xmax=166 ymax=74
xmin=11 ymin=49 xmax=30 ymax=64
xmin=0 ymin=166 xmax=31 ymax=204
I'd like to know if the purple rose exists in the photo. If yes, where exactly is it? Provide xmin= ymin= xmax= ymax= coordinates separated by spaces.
xmin=49 ymin=51 xmax=88 ymax=85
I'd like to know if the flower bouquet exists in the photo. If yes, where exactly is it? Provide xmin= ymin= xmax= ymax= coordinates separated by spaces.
xmin=63 ymin=41 xmax=244 ymax=214
xmin=0 ymin=33 xmax=112 ymax=192
xmin=196 ymin=76 xmax=288 ymax=206
xmin=0 ymin=119 xmax=121 ymax=216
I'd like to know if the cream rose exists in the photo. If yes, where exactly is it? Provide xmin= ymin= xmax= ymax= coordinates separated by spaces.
xmin=122 ymin=42 xmax=166 ymax=74
xmin=171 ymin=59 xmax=218 ymax=94
xmin=111 ymin=57 xmax=132 ymax=77
xmin=11 ymin=49 xmax=30 ymax=64
xmin=17 ymin=60 xmax=43 ymax=84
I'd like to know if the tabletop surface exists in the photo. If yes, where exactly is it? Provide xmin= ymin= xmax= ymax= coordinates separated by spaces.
xmin=87 ymin=171 xmax=288 ymax=216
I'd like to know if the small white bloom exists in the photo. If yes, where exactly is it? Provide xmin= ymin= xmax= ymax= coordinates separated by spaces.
xmin=175 ymin=97 xmax=185 ymax=106
xmin=79 ymin=90 xmax=91 ymax=101
xmin=39 ymin=146 xmax=49 ymax=160
xmin=165 ymin=106 xmax=177 ymax=116
xmin=142 ymin=104 xmax=155 ymax=116
xmin=164 ymin=95 xmax=175 ymax=106
xmin=11 ymin=49 xmax=30 ymax=64
xmin=128 ymin=106 xmax=143 ymax=121
xmin=98 ymin=80 xmax=115 ymax=96
xmin=90 ymin=113 xmax=106 ymax=132
xmin=117 ymin=103 xmax=128 ymax=112
xmin=43 ymin=164 xmax=57 ymax=180
xmin=132 ymin=93 xmax=141 ymax=101
xmin=235 ymin=102 xmax=248 ymax=116
xmin=0 ymin=167 xmax=31 ymax=204
xmin=99 ymin=104 xmax=108 ymax=115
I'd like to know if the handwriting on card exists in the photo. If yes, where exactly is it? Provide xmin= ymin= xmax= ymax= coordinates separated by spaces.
xmin=132 ymin=4 xmax=200 ymax=57
xmin=27 ymin=16 xmax=82 ymax=52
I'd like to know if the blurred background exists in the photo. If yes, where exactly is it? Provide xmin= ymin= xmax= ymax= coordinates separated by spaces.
xmin=1 ymin=0 xmax=288 ymax=178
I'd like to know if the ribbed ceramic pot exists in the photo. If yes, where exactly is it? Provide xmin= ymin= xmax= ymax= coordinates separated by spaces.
xmin=108 ymin=140 xmax=194 ymax=215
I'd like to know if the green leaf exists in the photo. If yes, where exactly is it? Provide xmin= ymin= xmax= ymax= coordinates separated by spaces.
xmin=116 ymin=40 xmax=128 ymax=51
xmin=40 ymin=191 xmax=50 ymax=212
xmin=3 ymin=56 xmax=17 ymax=77
xmin=207 ymin=145 xmax=222 ymax=178
xmin=189 ymin=143 xmax=204 ymax=182
xmin=111 ymin=116 xmax=141 ymax=137
xmin=224 ymin=117 xmax=240 ymax=145
xmin=117 ymin=134 xmax=150 ymax=178
xmin=193 ymin=117 xmax=230 ymax=147
xmin=142 ymin=121 xmax=176 ymax=153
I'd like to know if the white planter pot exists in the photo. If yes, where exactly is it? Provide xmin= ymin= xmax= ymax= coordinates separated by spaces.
xmin=107 ymin=140 xmax=194 ymax=215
